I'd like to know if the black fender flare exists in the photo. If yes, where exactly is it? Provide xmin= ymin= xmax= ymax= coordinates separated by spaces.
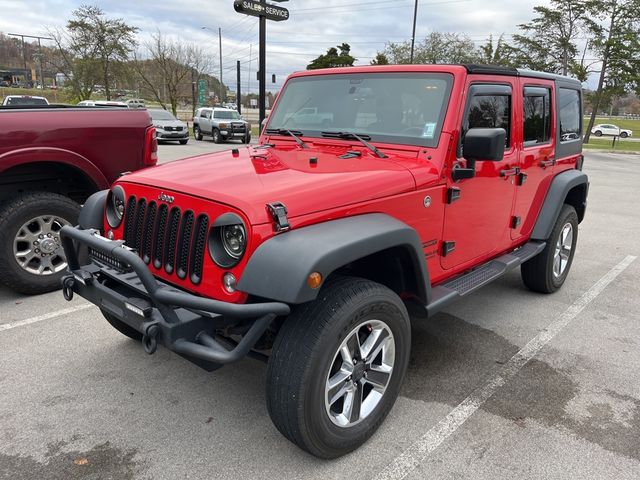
xmin=237 ymin=213 xmax=431 ymax=305
xmin=78 ymin=189 xmax=108 ymax=231
xmin=531 ymin=169 xmax=589 ymax=241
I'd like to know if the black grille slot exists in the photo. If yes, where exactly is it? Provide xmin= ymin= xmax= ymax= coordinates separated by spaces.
xmin=123 ymin=196 xmax=137 ymax=246
xmin=164 ymin=207 xmax=181 ymax=274
xmin=190 ymin=215 xmax=209 ymax=285
xmin=176 ymin=211 xmax=195 ymax=279
xmin=152 ymin=204 xmax=168 ymax=269
xmin=142 ymin=201 xmax=157 ymax=264
xmin=132 ymin=198 xmax=146 ymax=252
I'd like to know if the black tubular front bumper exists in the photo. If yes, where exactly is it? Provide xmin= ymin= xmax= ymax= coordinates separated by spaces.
xmin=60 ymin=226 xmax=290 ymax=369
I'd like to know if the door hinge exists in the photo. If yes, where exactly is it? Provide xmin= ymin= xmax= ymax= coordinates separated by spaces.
xmin=266 ymin=202 xmax=290 ymax=233
xmin=446 ymin=187 xmax=461 ymax=204
xmin=511 ymin=216 xmax=522 ymax=229
xmin=442 ymin=241 xmax=456 ymax=257
xmin=517 ymin=172 xmax=528 ymax=186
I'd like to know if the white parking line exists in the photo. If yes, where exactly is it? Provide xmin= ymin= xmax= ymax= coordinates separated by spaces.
xmin=0 ymin=303 xmax=94 ymax=332
xmin=375 ymin=254 xmax=637 ymax=480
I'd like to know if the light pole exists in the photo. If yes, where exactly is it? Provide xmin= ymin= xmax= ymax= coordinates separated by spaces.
xmin=410 ymin=0 xmax=419 ymax=63
xmin=201 ymin=26 xmax=224 ymax=104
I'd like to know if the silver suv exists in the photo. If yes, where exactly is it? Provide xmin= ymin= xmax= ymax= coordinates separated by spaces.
xmin=193 ymin=107 xmax=251 ymax=144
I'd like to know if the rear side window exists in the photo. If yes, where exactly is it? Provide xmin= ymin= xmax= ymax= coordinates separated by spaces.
xmin=523 ymin=87 xmax=551 ymax=146
xmin=464 ymin=94 xmax=511 ymax=148
xmin=558 ymin=88 xmax=581 ymax=141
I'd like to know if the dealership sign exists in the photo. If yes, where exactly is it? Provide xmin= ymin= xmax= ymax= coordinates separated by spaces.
xmin=233 ymin=0 xmax=289 ymax=22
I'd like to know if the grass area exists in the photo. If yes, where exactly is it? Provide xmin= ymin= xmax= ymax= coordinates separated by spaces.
xmin=585 ymin=117 xmax=640 ymax=132
xmin=583 ymin=138 xmax=640 ymax=152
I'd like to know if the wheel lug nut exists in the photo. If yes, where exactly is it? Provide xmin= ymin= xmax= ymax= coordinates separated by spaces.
xmin=38 ymin=234 xmax=44 ymax=239
xmin=33 ymin=241 xmax=38 ymax=245
xmin=47 ymin=233 xmax=52 ymax=238
xmin=35 ymin=248 xmax=40 ymax=253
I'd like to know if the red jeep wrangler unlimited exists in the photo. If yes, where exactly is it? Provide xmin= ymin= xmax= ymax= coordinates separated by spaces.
xmin=60 ymin=65 xmax=588 ymax=458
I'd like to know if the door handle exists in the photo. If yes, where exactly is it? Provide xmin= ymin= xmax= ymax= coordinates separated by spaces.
xmin=539 ymin=157 xmax=556 ymax=168
xmin=500 ymin=166 xmax=520 ymax=178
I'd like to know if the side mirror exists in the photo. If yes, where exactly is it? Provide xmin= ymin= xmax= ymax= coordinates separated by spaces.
xmin=453 ymin=128 xmax=506 ymax=181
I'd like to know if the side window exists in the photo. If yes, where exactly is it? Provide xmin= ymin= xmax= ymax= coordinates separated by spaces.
xmin=205 ymin=111 xmax=212 ymax=119
xmin=558 ymin=88 xmax=581 ymax=141
xmin=463 ymin=94 xmax=511 ymax=148
xmin=523 ymin=87 xmax=551 ymax=146
xmin=213 ymin=112 xmax=220 ymax=119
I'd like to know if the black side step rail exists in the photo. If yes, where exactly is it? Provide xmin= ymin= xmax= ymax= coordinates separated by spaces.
xmin=426 ymin=241 xmax=546 ymax=317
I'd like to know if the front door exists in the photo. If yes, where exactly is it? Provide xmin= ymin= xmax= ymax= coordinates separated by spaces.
xmin=441 ymin=82 xmax=518 ymax=270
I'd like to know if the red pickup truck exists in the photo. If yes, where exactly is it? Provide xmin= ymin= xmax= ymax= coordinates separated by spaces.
xmin=0 ymin=105 xmax=157 ymax=294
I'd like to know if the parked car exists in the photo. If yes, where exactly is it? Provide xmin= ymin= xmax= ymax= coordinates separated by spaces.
xmin=148 ymin=109 xmax=189 ymax=145
xmin=60 ymin=64 xmax=587 ymax=459
xmin=0 ymin=104 xmax=157 ymax=294
xmin=193 ymin=107 xmax=251 ymax=143
xmin=2 ymin=95 xmax=49 ymax=106
xmin=591 ymin=123 xmax=632 ymax=138
xmin=77 ymin=100 xmax=128 ymax=108
xmin=126 ymin=99 xmax=146 ymax=109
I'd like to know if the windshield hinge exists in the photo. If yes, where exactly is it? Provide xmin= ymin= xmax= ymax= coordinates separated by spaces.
xmin=266 ymin=202 xmax=290 ymax=233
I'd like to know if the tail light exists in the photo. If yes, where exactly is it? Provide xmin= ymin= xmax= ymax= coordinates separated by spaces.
xmin=143 ymin=126 xmax=158 ymax=166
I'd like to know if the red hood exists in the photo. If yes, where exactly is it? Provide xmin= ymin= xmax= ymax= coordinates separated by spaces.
xmin=121 ymin=144 xmax=419 ymax=225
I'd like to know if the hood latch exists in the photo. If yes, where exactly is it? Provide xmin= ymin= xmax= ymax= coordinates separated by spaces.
xmin=266 ymin=202 xmax=290 ymax=233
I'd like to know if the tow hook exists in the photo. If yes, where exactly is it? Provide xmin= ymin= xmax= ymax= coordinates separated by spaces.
xmin=62 ymin=276 xmax=75 ymax=301
xmin=142 ymin=322 xmax=161 ymax=355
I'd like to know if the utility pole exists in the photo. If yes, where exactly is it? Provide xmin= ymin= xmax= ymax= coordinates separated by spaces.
xmin=236 ymin=60 xmax=242 ymax=114
xmin=259 ymin=3 xmax=267 ymax=129
xmin=218 ymin=27 xmax=224 ymax=104
xmin=410 ymin=0 xmax=419 ymax=63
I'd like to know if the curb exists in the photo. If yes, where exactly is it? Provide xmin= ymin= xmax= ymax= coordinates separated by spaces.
xmin=583 ymin=148 xmax=640 ymax=155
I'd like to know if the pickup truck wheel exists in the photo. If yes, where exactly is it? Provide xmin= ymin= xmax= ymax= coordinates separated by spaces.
xmin=521 ymin=204 xmax=578 ymax=293
xmin=194 ymin=125 xmax=203 ymax=141
xmin=101 ymin=309 xmax=143 ymax=341
xmin=266 ymin=276 xmax=410 ymax=458
xmin=0 ymin=192 xmax=80 ymax=295
xmin=212 ymin=128 xmax=222 ymax=144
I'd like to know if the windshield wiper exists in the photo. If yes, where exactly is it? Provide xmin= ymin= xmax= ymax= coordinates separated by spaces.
xmin=320 ymin=131 xmax=387 ymax=158
xmin=265 ymin=128 xmax=309 ymax=149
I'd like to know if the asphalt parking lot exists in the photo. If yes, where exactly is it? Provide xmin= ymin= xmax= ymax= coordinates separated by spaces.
xmin=1 ymin=150 xmax=638 ymax=479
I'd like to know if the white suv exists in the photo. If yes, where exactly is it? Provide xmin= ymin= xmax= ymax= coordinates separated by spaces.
xmin=193 ymin=107 xmax=251 ymax=144
xmin=591 ymin=123 xmax=632 ymax=138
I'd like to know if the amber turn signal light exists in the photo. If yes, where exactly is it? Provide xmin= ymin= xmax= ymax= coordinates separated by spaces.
xmin=307 ymin=272 xmax=322 ymax=289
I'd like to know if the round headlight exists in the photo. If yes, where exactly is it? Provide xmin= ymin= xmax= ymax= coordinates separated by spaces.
xmin=106 ymin=185 xmax=126 ymax=228
xmin=209 ymin=213 xmax=247 ymax=268
xmin=221 ymin=224 xmax=246 ymax=259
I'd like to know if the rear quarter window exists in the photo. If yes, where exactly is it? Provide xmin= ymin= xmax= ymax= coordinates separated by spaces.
xmin=558 ymin=88 xmax=581 ymax=141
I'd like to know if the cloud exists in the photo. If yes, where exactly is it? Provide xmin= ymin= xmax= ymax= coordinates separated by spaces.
xmin=0 ymin=0 xmax=550 ymax=92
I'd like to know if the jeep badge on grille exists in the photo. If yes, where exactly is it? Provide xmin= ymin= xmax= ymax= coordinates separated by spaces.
xmin=158 ymin=192 xmax=175 ymax=204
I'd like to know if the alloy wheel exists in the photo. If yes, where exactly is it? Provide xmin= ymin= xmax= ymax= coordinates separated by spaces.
xmin=553 ymin=222 xmax=573 ymax=278
xmin=12 ymin=215 xmax=71 ymax=275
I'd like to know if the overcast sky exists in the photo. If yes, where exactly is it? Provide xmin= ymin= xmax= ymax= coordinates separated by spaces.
xmin=0 ymin=0 xmax=552 ymax=93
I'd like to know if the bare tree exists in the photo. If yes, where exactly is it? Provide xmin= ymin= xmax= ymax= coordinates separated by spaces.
xmin=134 ymin=32 xmax=212 ymax=115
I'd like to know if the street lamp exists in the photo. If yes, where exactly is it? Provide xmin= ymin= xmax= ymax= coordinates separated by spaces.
xmin=202 ymin=26 xmax=224 ymax=104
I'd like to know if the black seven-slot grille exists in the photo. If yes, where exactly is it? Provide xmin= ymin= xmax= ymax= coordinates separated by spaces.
xmin=115 ymin=196 xmax=209 ymax=285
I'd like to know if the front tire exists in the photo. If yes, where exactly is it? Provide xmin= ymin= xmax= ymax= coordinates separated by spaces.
xmin=521 ymin=204 xmax=578 ymax=293
xmin=212 ymin=128 xmax=222 ymax=144
xmin=179 ymin=139 xmax=188 ymax=145
xmin=244 ymin=134 xmax=251 ymax=144
xmin=620 ymin=132 xmax=628 ymax=138
xmin=0 ymin=192 xmax=80 ymax=295
xmin=266 ymin=276 xmax=411 ymax=458
xmin=594 ymin=130 xmax=603 ymax=137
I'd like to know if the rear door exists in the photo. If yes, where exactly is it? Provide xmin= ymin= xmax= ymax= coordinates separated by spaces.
xmin=441 ymin=81 xmax=518 ymax=270
xmin=511 ymin=79 xmax=555 ymax=240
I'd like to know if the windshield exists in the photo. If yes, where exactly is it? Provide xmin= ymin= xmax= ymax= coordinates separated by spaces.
xmin=267 ymin=73 xmax=453 ymax=147
xmin=214 ymin=110 xmax=240 ymax=120
xmin=150 ymin=109 xmax=177 ymax=121
xmin=6 ymin=96 xmax=48 ymax=105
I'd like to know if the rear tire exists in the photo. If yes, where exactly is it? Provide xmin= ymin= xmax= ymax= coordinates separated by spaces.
xmin=266 ymin=276 xmax=410 ymax=458
xmin=0 ymin=192 xmax=80 ymax=295
xmin=194 ymin=125 xmax=203 ymax=141
xmin=101 ymin=310 xmax=143 ymax=341
xmin=521 ymin=204 xmax=578 ymax=293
